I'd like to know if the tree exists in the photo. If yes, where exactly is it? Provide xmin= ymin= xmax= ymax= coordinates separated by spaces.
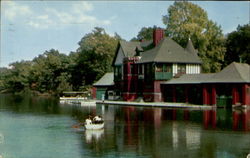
xmin=3 ymin=61 xmax=32 ymax=92
xmin=162 ymin=1 xmax=226 ymax=72
xmin=224 ymin=24 xmax=250 ymax=66
xmin=74 ymin=27 xmax=119 ymax=87
xmin=131 ymin=26 xmax=165 ymax=41
xmin=29 ymin=49 xmax=72 ymax=93
xmin=131 ymin=26 xmax=156 ymax=41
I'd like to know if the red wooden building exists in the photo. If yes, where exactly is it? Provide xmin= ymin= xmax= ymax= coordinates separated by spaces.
xmin=162 ymin=62 xmax=250 ymax=107
xmin=112 ymin=29 xmax=202 ymax=102
xmin=94 ymin=28 xmax=250 ymax=107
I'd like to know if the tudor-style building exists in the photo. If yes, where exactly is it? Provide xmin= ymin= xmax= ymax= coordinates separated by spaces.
xmin=112 ymin=29 xmax=202 ymax=102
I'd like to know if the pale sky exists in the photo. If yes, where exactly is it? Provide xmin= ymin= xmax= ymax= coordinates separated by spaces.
xmin=1 ymin=1 xmax=249 ymax=67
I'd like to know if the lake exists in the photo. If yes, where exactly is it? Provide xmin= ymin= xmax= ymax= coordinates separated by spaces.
xmin=0 ymin=94 xmax=250 ymax=158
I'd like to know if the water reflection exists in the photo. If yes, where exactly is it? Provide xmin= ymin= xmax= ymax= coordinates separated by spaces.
xmin=85 ymin=129 xmax=104 ymax=143
xmin=233 ymin=109 xmax=250 ymax=131
xmin=90 ymin=105 xmax=250 ymax=157
xmin=1 ymin=94 xmax=250 ymax=158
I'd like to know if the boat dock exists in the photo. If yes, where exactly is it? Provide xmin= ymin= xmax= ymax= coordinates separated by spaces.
xmin=96 ymin=100 xmax=214 ymax=110
xmin=60 ymin=97 xmax=96 ymax=106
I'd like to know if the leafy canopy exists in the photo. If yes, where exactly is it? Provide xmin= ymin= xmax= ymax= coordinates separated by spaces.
xmin=163 ymin=1 xmax=226 ymax=72
xmin=224 ymin=24 xmax=250 ymax=66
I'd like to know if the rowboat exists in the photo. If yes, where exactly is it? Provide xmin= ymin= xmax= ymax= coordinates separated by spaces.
xmin=84 ymin=116 xmax=104 ymax=130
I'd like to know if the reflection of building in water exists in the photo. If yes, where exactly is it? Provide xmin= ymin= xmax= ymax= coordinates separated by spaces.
xmin=203 ymin=110 xmax=217 ymax=129
xmin=143 ymin=108 xmax=162 ymax=128
xmin=85 ymin=129 xmax=104 ymax=143
xmin=172 ymin=121 xmax=201 ymax=151
xmin=185 ymin=127 xmax=201 ymax=150
xmin=233 ymin=109 xmax=250 ymax=131
xmin=172 ymin=122 xmax=178 ymax=149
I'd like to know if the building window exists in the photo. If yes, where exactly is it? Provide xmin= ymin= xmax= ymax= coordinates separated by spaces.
xmin=156 ymin=64 xmax=163 ymax=72
xmin=130 ymin=64 xmax=137 ymax=75
xmin=138 ymin=64 xmax=144 ymax=75
xmin=130 ymin=64 xmax=133 ymax=74
xmin=247 ymin=87 xmax=250 ymax=94
xmin=115 ymin=66 xmax=122 ymax=79
xmin=177 ymin=64 xmax=186 ymax=74
xmin=145 ymin=63 xmax=154 ymax=81
xmin=164 ymin=64 xmax=172 ymax=73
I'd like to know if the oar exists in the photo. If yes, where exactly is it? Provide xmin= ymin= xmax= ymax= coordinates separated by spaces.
xmin=71 ymin=122 xmax=84 ymax=128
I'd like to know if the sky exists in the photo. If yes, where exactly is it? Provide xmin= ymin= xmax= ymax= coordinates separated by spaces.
xmin=1 ymin=1 xmax=249 ymax=67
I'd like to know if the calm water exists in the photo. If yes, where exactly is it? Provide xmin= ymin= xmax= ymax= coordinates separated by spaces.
xmin=0 ymin=94 xmax=250 ymax=158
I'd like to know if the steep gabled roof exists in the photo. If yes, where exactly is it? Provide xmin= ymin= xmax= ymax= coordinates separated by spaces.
xmin=205 ymin=62 xmax=250 ymax=83
xmin=137 ymin=37 xmax=202 ymax=64
xmin=120 ymin=41 xmax=141 ymax=57
xmin=93 ymin=72 xmax=114 ymax=86
xmin=112 ymin=40 xmax=152 ymax=66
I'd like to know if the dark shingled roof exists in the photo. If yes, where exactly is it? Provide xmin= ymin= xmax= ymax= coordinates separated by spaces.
xmin=120 ymin=41 xmax=141 ymax=57
xmin=137 ymin=37 xmax=202 ymax=64
xmin=204 ymin=62 xmax=250 ymax=83
xmin=163 ymin=74 xmax=215 ymax=84
xmin=163 ymin=62 xmax=250 ymax=85
xmin=112 ymin=40 xmax=153 ymax=66
xmin=185 ymin=39 xmax=198 ymax=55
xmin=93 ymin=72 xmax=114 ymax=86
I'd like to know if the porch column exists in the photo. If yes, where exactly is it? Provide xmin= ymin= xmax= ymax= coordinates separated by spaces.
xmin=172 ymin=85 xmax=176 ymax=102
xmin=203 ymin=85 xmax=209 ymax=105
xmin=211 ymin=85 xmax=217 ymax=105
xmin=232 ymin=86 xmax=238 ymax=105
xmin=242 ymin=84 xmax=247 ymax=105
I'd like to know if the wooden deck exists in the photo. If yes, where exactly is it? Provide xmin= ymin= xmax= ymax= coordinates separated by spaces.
xmin=96 ymin=100 xmax=214 ymax=110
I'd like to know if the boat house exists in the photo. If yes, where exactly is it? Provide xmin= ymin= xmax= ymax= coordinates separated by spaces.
xmin=112 ymin=29 xmax=202 ymax=102
xmin=162 ymin=62 xmax=250 ymax=107
xmin=93 ymin=28 xmax=250 ymax=107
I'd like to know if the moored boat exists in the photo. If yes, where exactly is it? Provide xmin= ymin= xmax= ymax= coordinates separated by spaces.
xmin=84 ymin=116 xmax=104 ymax=130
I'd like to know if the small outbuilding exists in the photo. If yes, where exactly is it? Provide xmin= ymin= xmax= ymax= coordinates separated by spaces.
xmin=93 ymin=72 xmax=114 ymax=100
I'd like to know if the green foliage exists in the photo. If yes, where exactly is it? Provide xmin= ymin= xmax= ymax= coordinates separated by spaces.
xmin=29 ymin=49 xmax=72 ymax=93
xmin=162 ymin=1 xmax=226 ymax=72
xmin=224 ymin=24 xmax=250 ymax=66
xmin=131 ymin=26 xmax=159 ymax=41
xmin=3 ymin=61 xmax=32 ymax=92
xmin=74 ymin=27 xmax=119 ymax=87
xmin=0 ymin=27 xmax=120 ymax=94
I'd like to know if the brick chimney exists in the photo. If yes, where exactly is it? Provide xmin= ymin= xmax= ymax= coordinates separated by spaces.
xmin=153 ymin=29 xmax=164 ymax=46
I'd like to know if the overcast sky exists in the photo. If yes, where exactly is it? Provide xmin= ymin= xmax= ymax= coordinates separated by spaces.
xmin=1 ymin=1 xmax=249 ymax=67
